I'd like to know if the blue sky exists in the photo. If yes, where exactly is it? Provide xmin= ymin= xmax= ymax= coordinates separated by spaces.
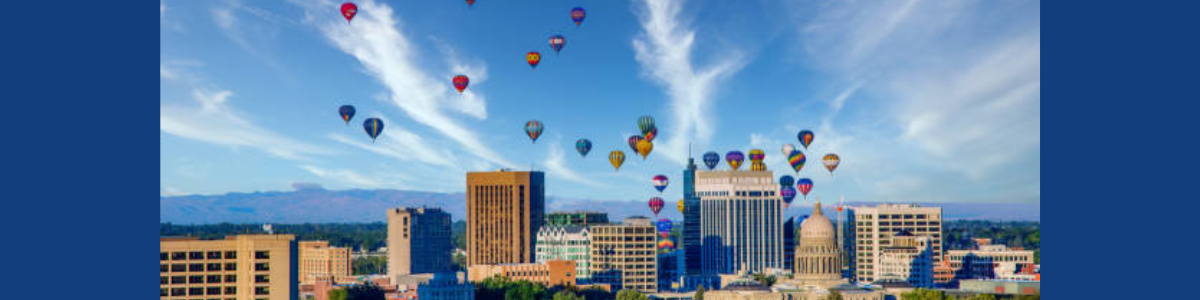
xmin=161 ymin=0 xmax=1040 ymax=205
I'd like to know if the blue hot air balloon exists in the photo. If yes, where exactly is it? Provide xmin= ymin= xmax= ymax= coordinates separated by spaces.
xmin=780 ymin=186 xmax=797 ymax=207
xmin=338 ymin=105 xmax=356 ymax=125
xmin=363 ymin=118 xmax=384 ymax=143
xmin=702 ymin=152 xmax=720 ymax=170
xmin=779 ymin=175 xmax=795 ymax=187
xmin=576 ymin=138 xmax=592 ymax=157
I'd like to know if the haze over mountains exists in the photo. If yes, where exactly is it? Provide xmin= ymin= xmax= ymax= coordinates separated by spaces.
xmin=161 ymin=185 xmax=1039 ymax=224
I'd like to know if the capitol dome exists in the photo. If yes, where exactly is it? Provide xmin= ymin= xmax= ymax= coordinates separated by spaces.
xmin=795 ymin=199 xmax=843 ymax=284
xmin=800 ymin=201 xmax=835 ymax=239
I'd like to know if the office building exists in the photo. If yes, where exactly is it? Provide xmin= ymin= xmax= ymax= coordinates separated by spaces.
xmin=466 ymin=170 xmax=545 ymax=266
xmin=388 ymin=207 xmax=454 ymax=284
xmin=695 ymin=169 xmax=784 ymax=274
xmin=657 ymin=250 xmax=683 ymax=291
xmin=591 ymin=217 xmax=658 ymax=293
xmin=945 ymin=239 xmax=1036 ymax=282
xmin=681 ymin=157 xmax=714 ymax=290
xmin=783 ymin=216 xmax=796 ymax=274
xmin=545 ymin=211 xmax=609 ymax=226
xmin=536 ymin=225 xmax=592 ymax=280
xmin=874 ymin=231 xmax=934 ymax=288
xmin=467 ymin=260 xmax=576 ymax=287
xmin=845 ymin=204 xmax=943 ymax=283
xmin=417 ymin=272 xmax=475 ymax=300
xmin=160 ymin=234 xmax=298 ymax=300
xmin=298 ymin=241 xmax=351 ymax=284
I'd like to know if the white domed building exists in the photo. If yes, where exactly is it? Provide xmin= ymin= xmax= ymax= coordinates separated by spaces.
xmin=795 ymin=200 xmax=844 ymax=287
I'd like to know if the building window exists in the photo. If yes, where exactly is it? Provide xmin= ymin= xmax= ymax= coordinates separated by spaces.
xmin=190 ymin=263 xmax=204 ymax=271
xmin=171 ymin=288 xmax=186 ymax=296
xmin=255 ymin=275 xmax=270 ymax=283
xmin=161 ymin=252 xmax=169 ymax=261
xmin=172 ymin=264 xmax=186 ymax=272
xmin=171 ymin=276 xmax=185 ymax=284
xmin=226 ymin=275 xmax=237 ymax=282
xmin=225 ymin=287 xmax=237 ymax=295
xmin=172 ymin=252 xmax=187 ymax=260
xmin=255 ymin=251 xmax=270 ymax=259
xmin=189 ymin=287 xmax=204 ymax=296
xmin=207 ymin=275 xmax=222 ymax=283
xmin=226 ymin=263 xmax=237 ymax=271
xmin=255 ymin=287 xmax=270 ymax=295
xmin=161 ymin=264 xmax=169 ymax=273
xmin=255 ymin=263 xmax=270 ymax=271
xmin=207 ymin=287 xmax=222 ymax=296
xmin=190 ymin=251 xmax=204 ymax=260
xmin=161 ymin=276 xmax=168 ymax=285
xmin=225 ymin=251 xmax=237 ymax=259
xmin=207 ymin=263 xmax=222 ymax=271
xmin=189 ymin=275 xmax=204 ymax=284
xmin=208 ymin=251 xmax=223 ymax=259
xmin=160 ymin=288 xmax=167 ymax=296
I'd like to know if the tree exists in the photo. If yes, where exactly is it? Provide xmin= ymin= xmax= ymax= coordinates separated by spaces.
xmin=825 ymin=290 xmax=843 ymax=300
xmin=328 ymin=289 xmax=347 ymax=300
xmin=553 ymin=290 xmax=585 ymax=300
xmin=752 ymin=273 xmax=777 ymax=287
xmin=616 ymin=289 xmax=649 ymax=300
xmin=343 ymin=281 xmax=386 ymax=300
xmin=694 ymin=286 xmax=705 ymax=300
xmin=900 ymin=288 xmax=951 ymax=300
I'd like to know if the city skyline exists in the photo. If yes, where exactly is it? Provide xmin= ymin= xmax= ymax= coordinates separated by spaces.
xmin=161 ymin=0 xmax=1041 ymax=206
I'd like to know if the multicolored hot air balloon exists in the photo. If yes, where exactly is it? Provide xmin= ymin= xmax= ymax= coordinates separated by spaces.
xmin=363 ymin=118 xmax=383 ymax=143
xmin=452 ymin=75 xmax=469 ymax=94
xmin=677 ymin=199 xmax=685 ymax=213
xmin=526 ymin=52 xmax=541 ymax=69
xmin=702 ymin=152 xmax=720 ymax=170
xmin=636 ymin=140 xmax=654 ymax=160
xmin=798 ymin=130 xmax=815 ymax=149
xmin=549 ymin=35 xmax=565 ymax=54
xmin=341 ymin=2 xmax=358 ymax=23
xmin=823 ymin=154 xmax=841 ymax=175
xmin=627 ymin=135 xmax=643 ymax=152
xmin=649 ymin=197 xmax=664 ymax=217
xmin=644 ymin=127 xmax=658 ymax=142
xmin=576 ymin=139 xmax=592 ymax=157
xmin=788 ymin=150 xmax=806 ymax=173
xmin=609 ymin=150 xmax=626 ymax=171
xmin=656 ymin=218 xmax=672 ymax=236
xmin=638 ymin=115 xmax=656 ymax=136
xmin=570 ymin=7 xmax=586 ymax=27
xmin=796 ymin=178 xmax=813 ymax=199
xmin=750 ymin=161 xmax=766 ymax=171
xmin=780 ymin=186 xmax=797 ymax=207
xmin=726 ymin=151 xmax=745 ymax=171
xmin=658 ymin=239 xmax=675 ymax=250
xmin=782 ymin=144 xmax=795 ymax=157
xmin=338 ymin=105 xmax=356 ymax=125
xmin=524 ymin=120 xmax=543 ymax=143
xmin=779 ymin=175 xmax=795 ymax=187
xmin=749 ymin=149 xmax=765 ymax=162
xmin=652 ymin=175 xmax=669 ymax=193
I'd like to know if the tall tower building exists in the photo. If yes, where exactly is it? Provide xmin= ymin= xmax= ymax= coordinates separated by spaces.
xmin=845 ymin=204 xmax=943 ymax=284
xmin=388 ymin=207 xmax=453 ymax=282
xmin=695 ymin=169 xmax=783 ymax=274
xmin=466 ymin=170 xmax=545 ymax=267
xmin=590 ymin=217 xmax=658 ymax=293
xmin=682 ymin=158 xmax=702 ymax=276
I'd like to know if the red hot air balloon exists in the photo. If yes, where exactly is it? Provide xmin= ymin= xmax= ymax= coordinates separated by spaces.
xmin=649 ymin=197 xmax=665 ymax=217
xmin=652 ymin=175 xmax=669 ymax=193
xmin=465 ymin=0 xmax=476 ymax=8
xmin=549 ymin=35 xmax=566 ymax=54
xmin=452 ymin=75 xmax=469 ymax=94
xmin=526 ymin=52 xmax=541 ymax=69
xmin=341 ymin=2 xmax=358 ymax=23
xmin=796 ymin=178 xmax=813 ymax=200
xmin=628 ymin=135 xmax=644 ymax=152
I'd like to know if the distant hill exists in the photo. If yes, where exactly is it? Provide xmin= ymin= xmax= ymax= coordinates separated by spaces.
xmin=161 ymin=187 xmax=1039 ymax=224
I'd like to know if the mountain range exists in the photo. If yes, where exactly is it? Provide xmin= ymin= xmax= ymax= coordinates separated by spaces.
xmin=161 ymin=185 xmax=1039 ymax=224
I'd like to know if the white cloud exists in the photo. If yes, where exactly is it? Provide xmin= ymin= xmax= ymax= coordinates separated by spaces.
xmin=327 ymin=127 xmax=457 ymax=168
xmin=161 ymin=88 xmax=333 ymax=161
xmin=301 ymin=165 xmax=400 ymax=189
xmin=543 ymin=141 xmax=603 ymax=188
xmin=632 ymin=0 xmax=746 ymax=165
xmin=297 ymin=0 xmax=514 ymax=168
xmin=211 ymin=1 xmax=290 ymax=74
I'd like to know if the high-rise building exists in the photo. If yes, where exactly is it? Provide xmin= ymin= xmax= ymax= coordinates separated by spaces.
xmin=845 ymin=204 xmax=943 ymax=283
xmin=388 ymin=207 xmax=454 ymax=283
xmin=875 ymin=231 xmax=934 ymax=288
xmin=160 ymin=234 xmax=298 ymax=300
xmin=782 ymin=216 xmax=796 ymax=273
xmin=298 ymin=241 xmax=351 ymax=284
xmin=590 ymin=217 xmax=658 ymax=293
xmin=466 ymin=170 xmax=545 ymax=267
xmin=536 ymin=225 xmax=592 ymax=280
xmin=545 ymin=211 xmax=609 ymax=226
xmin=467 ymin=260 xmax=576 ymax=287
xmin=657 ymin=250 xmax=683 ymax=291
xmin=681 ymin=158 xmax=708 ymax=284
xmin=695 ymin=169 xmax=783 ymax=274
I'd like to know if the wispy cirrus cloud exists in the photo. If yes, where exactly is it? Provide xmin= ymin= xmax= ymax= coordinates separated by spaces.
xmin=542 ymin=139 xmax=603 ymax=188
xmin=295 ymin=0 xmax=513 ymax=168
xmin=300 ymin=165 xmax=403 ymax=189
xmin=161 ymin=85 xmax=333 ymax=161
xmin=632 ymin=0 xmax=746 ymax=164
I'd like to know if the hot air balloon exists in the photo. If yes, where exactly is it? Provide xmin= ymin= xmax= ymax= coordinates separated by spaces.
xmin=782 ymin=144 xmax=795 ymax=157
xmin=702 ymin=152 xmax=720 ymax=170
xmin=750 ymin=161 xmax=766 ymax=171
xmin=609 ymin=150 xmax=626 ymax=171
xmin=658 ymin=239 xmax=674 ymax=250
xmin=780 ymin=186 xmax=797 ymax=208
xmin=526 ymin=52 xmax=541 ymax=69
xmin=549 ymin=35 xmax=565 ymax=54
xmin=656 ymin=218 xmax=672 ymax=235
xmin=726 ymin=151 xmax=745 ymax=171
xmin=338 ymin=105 xmax=356 ymax=125
xmin=627 ymin=135 xmax=643 ymax=152
xmin=649 ymin=197 xmax=664 ymax=217
xmin=644 ymin=127 xmax=658 ymax=142
xmin=524 ymin=120 xmax=543 ymax=143
xmin=749 ymin=149 xmax=765 ymax=162
xmin=798 ymin=130 xmax=815 ymax=149
xmin=576 ymin=139 xmax=592 ymax=157
xmin=452 ymin=75 xmax=469 ymax=94
xmin=652 ymin=175 xmax=669 ymax=193
xmin=636 ymin=140 xmax=654 ymax=160
xmin=779 ymin=175 xmax=795 ymax=187
xmin=788 ymin=150 xmax=806 ymax=173
xmin=823 ymin=154 xmax=841 ymax=175
xmin=677 ymin=199 xmax=685 ymax=213
xmin=341 ymin=2 xmax=358 ymax=23
xmin=638 ymin=115 xmax=656 ymax=136
xmin=466 ymin=0 xmax=475 ymax=8
xmin=796 ymin=178 xmax=813 ymax=199
xmin=363 ymin=118 xmax=383 ymax=143
xmin=570 ymin=7 xmax=586 ymax=27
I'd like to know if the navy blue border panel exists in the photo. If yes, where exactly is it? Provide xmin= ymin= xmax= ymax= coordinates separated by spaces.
xmin=1048 ymin=0 xmax=1199 ymax=298
xmin=0 ymin=0 xmax=157 ymax=296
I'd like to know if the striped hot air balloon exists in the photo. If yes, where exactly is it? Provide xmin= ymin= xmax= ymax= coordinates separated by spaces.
xmin=652 ymin=175 xmax=669 ymax=193
xmin=726 ymin=151 xmax=745 ymax=171
xmin=524 ymin=120 xmax=543 ymax=143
